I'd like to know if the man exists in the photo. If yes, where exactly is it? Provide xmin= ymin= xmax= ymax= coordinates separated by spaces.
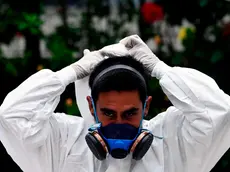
xmin=0 ymin=35 xmax=230 ymax=172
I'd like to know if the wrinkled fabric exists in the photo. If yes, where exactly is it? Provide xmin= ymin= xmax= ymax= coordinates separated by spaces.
xmin=0 ymin=62 xmax=230 ymax=172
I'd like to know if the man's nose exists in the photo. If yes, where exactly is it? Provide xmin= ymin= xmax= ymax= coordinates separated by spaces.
xmin=115 ymin=115 xmax=124 ymax=124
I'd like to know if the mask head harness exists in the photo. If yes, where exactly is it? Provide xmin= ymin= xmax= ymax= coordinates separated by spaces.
xmin=85 ymin=64 xmax=154 ymax=160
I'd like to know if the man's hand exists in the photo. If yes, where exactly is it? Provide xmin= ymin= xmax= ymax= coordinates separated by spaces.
xmin=71 ymin=43 xmax=129 ymax=79
xmin=99 ymin=43 xmax=129 ymax=57
xmin=119 ymin=35 xmax=161 ymax=75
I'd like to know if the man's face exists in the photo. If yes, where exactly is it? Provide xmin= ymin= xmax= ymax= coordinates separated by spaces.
xmin=87 ymin=91 xmax=152 ymax=127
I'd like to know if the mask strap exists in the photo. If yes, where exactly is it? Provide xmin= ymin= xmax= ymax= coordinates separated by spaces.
xmin=139 ymin=97 xmax=164 ymax=139
xmin=90 ymin=97 xmax=100 ymax=123
xmin=138 ymin=96 xmax=148 ymax=131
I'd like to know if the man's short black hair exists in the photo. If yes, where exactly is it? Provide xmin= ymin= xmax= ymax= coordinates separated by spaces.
xmin=89 ymin=56 xmax=150 ymax=104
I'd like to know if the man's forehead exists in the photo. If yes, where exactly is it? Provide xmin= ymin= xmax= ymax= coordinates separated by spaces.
xmin=96 ymin=91 xmax=142 ymax=111
xmin=97 ymin=91 xmax=141 ymax=102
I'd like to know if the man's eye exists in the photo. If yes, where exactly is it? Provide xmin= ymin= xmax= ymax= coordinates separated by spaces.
xmin=103 ymin=112 xmax=114 ymax=117
xmin=126 ymin=112 xmax=136 ymax=117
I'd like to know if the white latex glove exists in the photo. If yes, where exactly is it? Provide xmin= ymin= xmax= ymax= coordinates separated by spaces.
xmin=99 ymin=43 xmax=129 ymax=57
xmin=71 ymin=43 xmax=129 ymax=79
xmin=119 ymin=35 xmax=161 ymax=75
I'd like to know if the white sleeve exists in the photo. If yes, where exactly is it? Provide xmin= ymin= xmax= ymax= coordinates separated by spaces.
xmin=0 ymin=66 xmax=84 ymax=172
xmin=152 ymin=61 xmax=230 ymax=172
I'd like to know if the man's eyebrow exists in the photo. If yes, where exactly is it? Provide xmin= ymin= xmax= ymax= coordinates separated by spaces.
xmin=122 ymin=107 xmax=139 ymax=114
xmin=100 ymin=108 xmax=117 ymax=113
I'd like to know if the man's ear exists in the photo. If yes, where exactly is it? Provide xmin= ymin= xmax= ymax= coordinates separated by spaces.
xmin=144 ymin=96 xmax=152 ymax=117
xmin=86 ymin=96 xmax=94 ymax=117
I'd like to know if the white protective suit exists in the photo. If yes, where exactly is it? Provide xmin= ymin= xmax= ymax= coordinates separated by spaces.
xmin=0 ymin=61 xmax=230 ymax=172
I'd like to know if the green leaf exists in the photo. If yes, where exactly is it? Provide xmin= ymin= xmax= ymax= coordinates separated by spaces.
xmin=18 ymin=22 xmax=28 ymax=30
xmin=65 ymin=103 xmax=80 ymax=116
xmin=172 ymin=53 xmax=183 ymax=65
xmin=24 ymin=51 xmax=32 ymax=58
xmin=148 ymin=78 xmax=160 ymax=91
xmin=200 ymin=0 xmax=208 ymax=7
xmin=30 ymin=28 xmax=39 ymax=35
xmin=5 ymin=62 xmax=17 ymax=76
xmin=182 ymin=28 xmax=196 ymax=51
xmin=211 ymin=50 xmax=223 ymax=63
